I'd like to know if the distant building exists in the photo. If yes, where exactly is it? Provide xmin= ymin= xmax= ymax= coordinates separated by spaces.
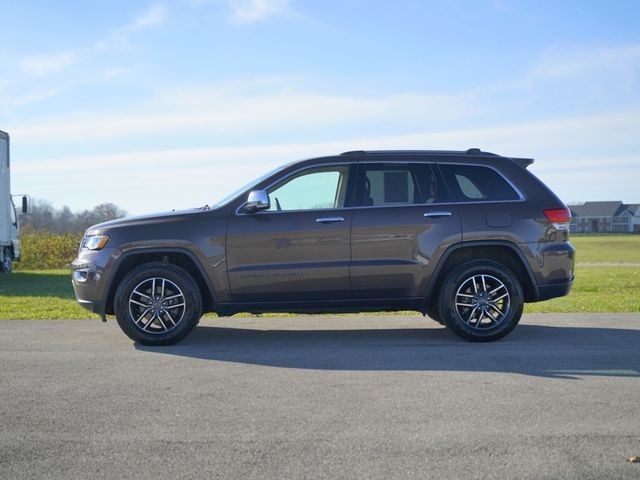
xmin=569 ymin=201 xmax=640 ymax=233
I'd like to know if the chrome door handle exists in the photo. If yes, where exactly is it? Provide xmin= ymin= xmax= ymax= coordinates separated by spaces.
xmin=424 ymin=211 xmax=452 ymax=218
xmin=316 ymin=216 xmax=345 ymax=223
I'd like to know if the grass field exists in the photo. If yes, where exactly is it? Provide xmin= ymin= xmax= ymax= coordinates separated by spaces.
xmin=1 ymin=235 xmax=639 ymax=319
xmin=571 ymin=234 xmax=640 ymax=263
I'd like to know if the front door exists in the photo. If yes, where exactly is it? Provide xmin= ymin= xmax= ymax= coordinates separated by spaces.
xmin=226 ymin=164 xmax=355 ymax=302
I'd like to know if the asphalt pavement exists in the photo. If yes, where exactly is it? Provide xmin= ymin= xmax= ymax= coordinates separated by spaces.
xmin=1 ymin=313 xmax=639 ymax=479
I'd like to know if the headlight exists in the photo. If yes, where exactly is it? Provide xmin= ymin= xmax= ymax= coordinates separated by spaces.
xmin=83 ymin=235 xmax=110 ymax=250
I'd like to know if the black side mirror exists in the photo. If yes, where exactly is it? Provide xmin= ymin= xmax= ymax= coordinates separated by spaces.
xmin=21 ymin=196 xmax=28 ymax=214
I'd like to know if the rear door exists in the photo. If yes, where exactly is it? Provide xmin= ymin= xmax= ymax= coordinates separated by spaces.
xmin=350 ymin=160 xmax=462 ymax=299
xmin=226 ymin=163 xmax=356 ymax=302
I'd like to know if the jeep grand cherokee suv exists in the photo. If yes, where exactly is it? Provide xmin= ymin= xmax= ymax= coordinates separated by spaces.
xmin=72 ymin=149 xmax=574 ymax=345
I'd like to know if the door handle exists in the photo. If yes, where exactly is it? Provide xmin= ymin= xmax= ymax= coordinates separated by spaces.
xmin=423 ymin=211 xmax=452 ymax=218
xmin=316 ymin=216 xmax=345 ymax=223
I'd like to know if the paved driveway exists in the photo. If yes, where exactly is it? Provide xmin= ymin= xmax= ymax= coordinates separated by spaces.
xmin=1 ymin=314 xmax=639 ymax=479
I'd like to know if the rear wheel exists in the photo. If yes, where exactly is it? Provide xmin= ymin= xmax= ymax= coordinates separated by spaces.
xmin=114 ymin=262 xmax=202 ymax=346
xmin=438 ymin=260 xmax=523 ymax=342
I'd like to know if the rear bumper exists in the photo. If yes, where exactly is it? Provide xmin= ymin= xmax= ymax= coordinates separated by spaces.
xmin=533 ymin=275 xmax=574 ymax=302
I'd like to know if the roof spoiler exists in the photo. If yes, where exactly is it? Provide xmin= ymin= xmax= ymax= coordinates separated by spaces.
xmin=510 ymin=157 xmax=534 ymax=168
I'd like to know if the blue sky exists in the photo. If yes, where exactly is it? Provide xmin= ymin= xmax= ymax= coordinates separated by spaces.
xmin=1 ymin=0 xmax=639 ymax=214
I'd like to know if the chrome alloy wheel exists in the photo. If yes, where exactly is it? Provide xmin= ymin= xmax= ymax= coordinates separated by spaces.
xmin=454 ymin=274 xmax=510 ymax=330
xmin=128 ymin=277 xmax=186 ymax=334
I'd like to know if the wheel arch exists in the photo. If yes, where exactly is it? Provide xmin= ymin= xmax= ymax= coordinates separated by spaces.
xmin=425 ymin=241 xmax=539 ymax=308
xmin=104 ymin=249 xmax=216 ymax=315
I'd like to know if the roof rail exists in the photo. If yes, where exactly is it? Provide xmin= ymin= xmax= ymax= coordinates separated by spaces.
xmin=466 ymin=148 xmax=499 ymax=156
xmin=339 ymin=148 xmax=507 ymax=157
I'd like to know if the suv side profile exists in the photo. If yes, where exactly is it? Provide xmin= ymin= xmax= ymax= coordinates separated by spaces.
xmin=72 ymin=149 xmax=574 ymax=345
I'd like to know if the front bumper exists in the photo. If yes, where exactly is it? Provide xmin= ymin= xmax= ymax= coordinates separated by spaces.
xmin=76 ymin=298 xmax=106 ymax=316
xmin=71 ymin=248 xmax=116 ymax=320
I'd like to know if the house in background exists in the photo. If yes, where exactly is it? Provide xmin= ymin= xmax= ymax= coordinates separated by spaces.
xmin=569 ymin=201 xmax=640 ymax=233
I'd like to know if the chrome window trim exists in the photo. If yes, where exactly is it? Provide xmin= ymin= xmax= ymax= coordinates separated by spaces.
xmin=234 ymin=158 xmax=527 ymax=216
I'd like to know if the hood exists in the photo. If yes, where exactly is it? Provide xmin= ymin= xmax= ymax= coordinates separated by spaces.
xmin=86 ymin=208 xmax=206 ymax=234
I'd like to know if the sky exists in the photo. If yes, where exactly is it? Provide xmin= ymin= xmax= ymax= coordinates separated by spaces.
xmin=1 ymin=0 xmax=639 ymax=215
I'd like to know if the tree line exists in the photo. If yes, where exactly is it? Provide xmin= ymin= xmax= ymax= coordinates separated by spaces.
xmin=20 ymin=199 xmax=127 ymax=235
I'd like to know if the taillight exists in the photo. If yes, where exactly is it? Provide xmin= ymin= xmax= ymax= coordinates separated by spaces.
xmin=544 ymin=208 xmax=571 ymax=230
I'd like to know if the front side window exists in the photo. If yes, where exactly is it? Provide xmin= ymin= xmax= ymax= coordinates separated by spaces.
xmin=358 ymin=163 xmax=449 ymax=207
xmin=438 ymin=164 xmax=520 ymax=202
xmin=267 ymin=166 xmax=350 ymax=211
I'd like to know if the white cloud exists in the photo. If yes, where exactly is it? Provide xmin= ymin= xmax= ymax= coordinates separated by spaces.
xmin=13 ymin=108 xmax=640 ymax=212
xmin=531 ymin=44 xmax=640 ymax=79
xmin=226 ymin=0 xmax=293 ymax=23
xmin=10 ymin=89 xmax=476 ymax=143
xmin=20 ymin=51 xmax=78 ymax=76
xmin=99 ymin=3 xmax=168 ymax=48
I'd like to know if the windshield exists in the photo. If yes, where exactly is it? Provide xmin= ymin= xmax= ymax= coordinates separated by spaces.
xmin=212 ymin=162 xmax=293 ymax=208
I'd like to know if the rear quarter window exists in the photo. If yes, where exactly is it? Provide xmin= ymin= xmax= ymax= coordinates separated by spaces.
xmin=438 ymin=164 xmax=520 ymax=202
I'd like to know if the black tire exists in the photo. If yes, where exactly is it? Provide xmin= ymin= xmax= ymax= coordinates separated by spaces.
xmin=0 ymin=248 xmax=12 ymax=273
xmin=426 ymin=305 xmax=445 ymax=325
xmin=438 ymin=260 xmax=524 ymax=342
xmin=114 ymin=262 xmax=203 ymax=346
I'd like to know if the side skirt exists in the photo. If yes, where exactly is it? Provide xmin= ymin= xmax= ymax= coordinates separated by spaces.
xmin=215 ymin=297 xmax=425 ymax=316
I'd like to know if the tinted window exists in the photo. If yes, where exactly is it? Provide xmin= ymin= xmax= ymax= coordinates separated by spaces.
xmin=359 ymin=163 xmax=449 ymax=207
xmin=267 ymin=166 xmax=350 ymax=211
xmin=438 ymin=164 xmax=520 ymax=202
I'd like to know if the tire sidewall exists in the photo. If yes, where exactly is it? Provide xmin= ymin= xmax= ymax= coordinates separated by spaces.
xmin=0 ymin=248 xmax=11 ymax=273
xmin=438 ymin=260 xmax=524 ymax=342
xmin=114 ymin=263 xmax=202 ymax=346
xmin=1 ymin=257 xmax=11 ymax=273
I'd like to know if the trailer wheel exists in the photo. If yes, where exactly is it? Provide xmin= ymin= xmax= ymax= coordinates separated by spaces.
xmin=0 ymin=248 xmax=12 ymax=273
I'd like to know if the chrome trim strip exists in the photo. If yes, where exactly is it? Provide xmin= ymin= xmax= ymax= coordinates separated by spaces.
xmin=316 ymin=217 xmax=345 ymax=223
xmin=234 ymin=158 xmax=527 ymax=216
xmin=423 ymin=211 xmax=452 ymax=217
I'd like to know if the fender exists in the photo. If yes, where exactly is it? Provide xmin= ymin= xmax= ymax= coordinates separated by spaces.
xmin=102 ymin=247 xmax=218 ymax=317
xmin=423 ymin=240 xmax=540 ymax=305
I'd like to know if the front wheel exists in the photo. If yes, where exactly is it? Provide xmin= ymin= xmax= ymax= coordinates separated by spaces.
xmin=438 ymin=260 xmax=524 ymax=342
xmin=114 ymin=262 xmax=203 ymax=346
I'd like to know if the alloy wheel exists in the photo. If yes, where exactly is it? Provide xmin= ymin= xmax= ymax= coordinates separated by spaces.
xmin=454 ymin=274 xmax=510 ymax=330
xmin=128 ymin=277 xmax=186 ymax=334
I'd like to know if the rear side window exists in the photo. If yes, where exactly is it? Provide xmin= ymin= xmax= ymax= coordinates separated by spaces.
xmin=438 ymin=164 xmax=520 ymax=202
xmin=358 ymin=163 xmax=450 ymax=206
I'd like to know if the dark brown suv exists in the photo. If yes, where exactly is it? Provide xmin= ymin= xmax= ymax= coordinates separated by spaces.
xmin=72 ymin=149 xmax=574 ymax=345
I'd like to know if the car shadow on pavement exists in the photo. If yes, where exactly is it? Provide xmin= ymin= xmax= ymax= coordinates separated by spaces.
xmin=135 ymin=324 xmax=640 ymax=379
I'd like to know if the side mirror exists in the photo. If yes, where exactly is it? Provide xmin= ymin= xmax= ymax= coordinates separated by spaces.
xmin=21 ymin=196 xmax=29 ymax=214
xmin=244 ymin=190 xmax=270 ymax=213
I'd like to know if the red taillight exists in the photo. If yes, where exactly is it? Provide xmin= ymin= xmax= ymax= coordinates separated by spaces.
xmin=543 ymin=208 xmax=571 ymax=223
xmin=544 ymin=208 xmax=571 ymax=231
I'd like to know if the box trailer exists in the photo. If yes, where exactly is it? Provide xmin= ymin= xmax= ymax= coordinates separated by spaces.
xmin=0 ymin=130 xmax=27 ymax=273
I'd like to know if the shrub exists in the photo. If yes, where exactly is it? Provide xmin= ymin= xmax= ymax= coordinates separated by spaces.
xmin=15 ymin=232 xmax=82 ymax=270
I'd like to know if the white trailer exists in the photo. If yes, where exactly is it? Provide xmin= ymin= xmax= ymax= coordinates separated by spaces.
xmin=0 ymin=130 xmax=27 ymax=273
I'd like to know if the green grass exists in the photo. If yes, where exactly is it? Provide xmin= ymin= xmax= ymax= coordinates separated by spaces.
xmin=525 ymin=266 xmax=640 ymax=313
xmin=0 ymin=270 xmax=98 ymax=319
xmin=571 ymin=234 xmax=640 ymax=263
xmin=1 ymin=235 xmax=639 ymax=319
